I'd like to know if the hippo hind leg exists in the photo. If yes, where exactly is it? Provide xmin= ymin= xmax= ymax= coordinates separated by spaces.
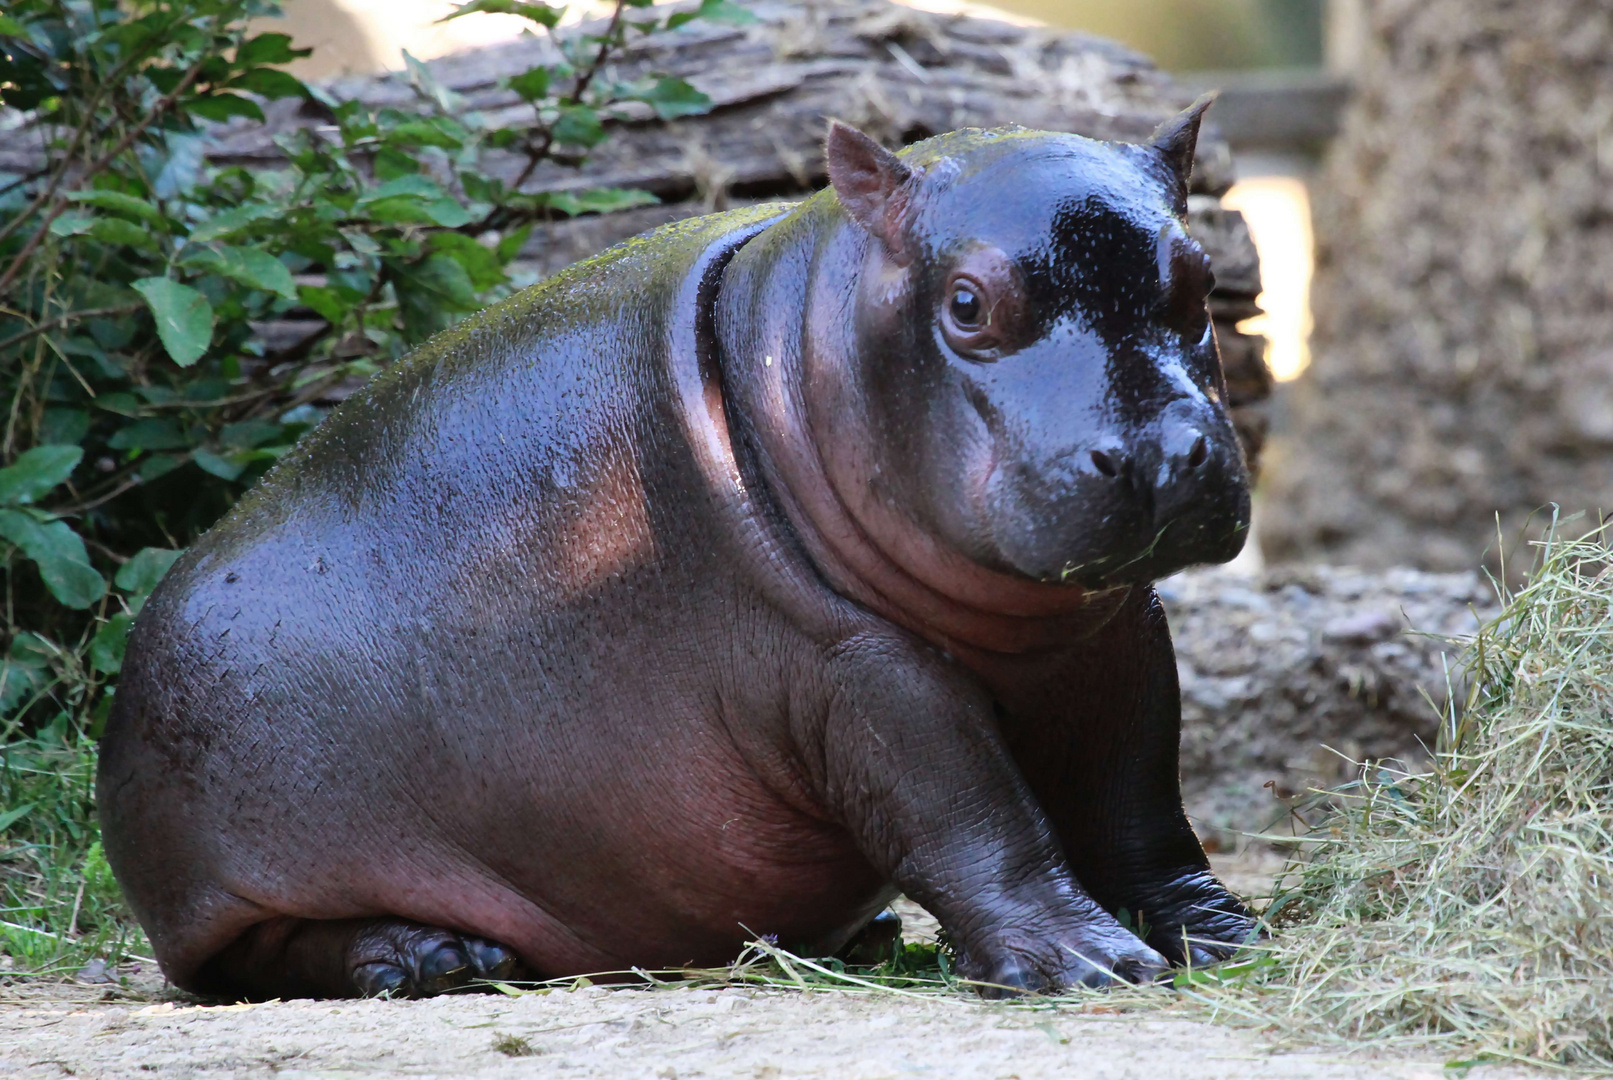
xmin=834 ymin=909 xmax=904 ymax=967
xmin=201 ymin=916 xmax=526 ymax=1000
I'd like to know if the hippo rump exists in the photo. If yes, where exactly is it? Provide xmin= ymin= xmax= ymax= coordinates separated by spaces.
xmin=99 ymin=99 xmax=1256 ymax=1000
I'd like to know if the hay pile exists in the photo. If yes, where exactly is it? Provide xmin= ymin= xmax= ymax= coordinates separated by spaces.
xmin=1226 ymin=523 xmax=1613 ymax=1067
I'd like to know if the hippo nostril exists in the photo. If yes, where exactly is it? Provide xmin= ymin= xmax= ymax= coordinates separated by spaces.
xmin=1187 ymin=435 xmax=1208 ymax=469
xmin=1089 ymin=449 xmax=1119 ymax=479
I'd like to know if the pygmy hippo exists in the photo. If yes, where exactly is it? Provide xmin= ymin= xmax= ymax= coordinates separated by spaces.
xmin=99 ymin=98 xmax=1256 ymax=999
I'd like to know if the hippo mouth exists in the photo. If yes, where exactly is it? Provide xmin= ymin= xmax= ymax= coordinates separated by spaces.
xmin=979 ymin=466 xmax=1250 ymax=590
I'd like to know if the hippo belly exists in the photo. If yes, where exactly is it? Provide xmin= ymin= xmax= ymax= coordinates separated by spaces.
xmin=103 ymin=484 xmax=889 ymax=984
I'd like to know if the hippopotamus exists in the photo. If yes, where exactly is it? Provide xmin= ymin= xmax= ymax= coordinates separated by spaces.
xmin=98 ymin=97 xmax=1256 ymax=1000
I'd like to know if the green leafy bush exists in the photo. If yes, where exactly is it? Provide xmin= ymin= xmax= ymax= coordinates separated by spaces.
xmin=0 ymin=0 xmax=734 ymax=972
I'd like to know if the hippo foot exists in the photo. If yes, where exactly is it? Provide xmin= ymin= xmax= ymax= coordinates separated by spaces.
xmin=835 ymin=910 xmax=903 ymax=967
xmin=349 ymin=921 xmax=525 ymax=998
xmin=1128 ymin=870 xmax=1261 ymax=968
xmin=956 ymin=924 xmax=1168 ymax=998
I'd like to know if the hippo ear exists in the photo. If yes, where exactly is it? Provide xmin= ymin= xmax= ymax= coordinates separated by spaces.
xmin=1148 ymin=91 xmax=1216 ymax=210
xmin=825 ymin=121 xmax=915 ymax=256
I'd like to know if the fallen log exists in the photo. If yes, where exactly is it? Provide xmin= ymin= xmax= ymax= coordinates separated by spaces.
xmin=196 ymin=0 xmax=1274 ymax=467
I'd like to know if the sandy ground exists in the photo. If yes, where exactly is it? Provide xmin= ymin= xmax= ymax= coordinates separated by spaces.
xmin=0 ymin=854 xmax=1538 ymax=1080
xmin=0 ymin=978 xmax=1541 ymax=1080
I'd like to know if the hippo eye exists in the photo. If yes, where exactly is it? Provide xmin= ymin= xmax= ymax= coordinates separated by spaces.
xmin=940 ymin=256 xmax=1023 ymax=360
xmin=950 ymin=286 xmax=982 ymax=327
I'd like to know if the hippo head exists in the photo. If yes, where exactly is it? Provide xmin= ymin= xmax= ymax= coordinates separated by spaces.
xmin=815 ymin=104 xmax=1251 ymax=590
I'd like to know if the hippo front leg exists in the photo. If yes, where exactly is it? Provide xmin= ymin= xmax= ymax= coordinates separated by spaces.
xmin=807 ymin=630 xmax=1167 ymax=994
xmin=994 ymin=589 xmax=1257 ymax=968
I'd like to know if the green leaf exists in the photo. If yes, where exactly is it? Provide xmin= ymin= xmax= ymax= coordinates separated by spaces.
xmin=0 ymin=509 xmax=107 ymax=609
xmin=633 ymin=76 xmax=712 ymax=120
xmin=667 ymin=0 xmax=757 ymax=28
xmin=385 ymin=120 xmax=464 ymax=150
xmin=65 ymin=189 xmax=167 ymax=227
xmin=0 ymin=803 xmax=35 ymax=836
xmin=396 ymin=253 xmax=480 ymax=340
xmin=220 ymin=419 xmax=285 ymax=450
xmin=297 ymin=284 xmax=348 ymax=324
xmin=374 ymin=146 xmax=420 ymax=182
xmin=9 ymin=633 xmax=52 ymax=666
xmin=153 ymin=132 xmax=208 ymax=199
xmin=238 ymin=32 xmax=311 ymax=66
xmin=0 ymin=661 xmax=47 ymax=717
xmin=39 ymin=409 xmax=90 ymax=447
xmin=0 ymin=16 xmax=30 ymax=36
xmin=398 ymin=253 xmax=479 ymax=309
xmin=495 ymin=223 xmax=533 ymax=264
xmin=402 ymin=50 xmax=461 ymax=114
xmin=360 ymin=194 xmax=472 ymax=228
xmin=94 ymin=393 xmax=143 ymax=417
xmin=420 ymin=198 xmax=472 ymax=228
xmin=192 ymin=447 xmax=246 ymax=481
xmin=137 ymin=454 xmax=184 ymax=482
xmin=428 ymin=232 xmax=508 ymax=291
xmin=358 ymin=176 xmax=448 ymax=204
xmin=89 ymin=612 xmax=135 ymax=675
xmin=440 ymin=0 xmax=562 ymax=28
xmin=0 ymin=446 xmax=82 ymax=506
xmin=115 ymin=547 xmax=183 ymax=596
xmin=107 ymin=418 xmax=189 ymax=452
xmin=187 ymin=92 xmax=266 ymax=124
xmin=132 ymin=278 xmax=214 ymax=367
xmin=360 ymin=196 xmax=438 ymax=226
xmin=547 ymin=187 xmax=659 ymax=216
xmin=552 ymin=105 xmax=607 ymax=149
xmin=227 ymin=67 xmax=306 ymax=100
xmin=507 ymin=67 xmax=550 ymax=102
xmin=86 ymin=217 xmax=162 ymax=250
xmin=188 ymin=202 xmax=279 ymax=242
xmin=181 ymin=245 xmax=299 ymax=300
xmin=48 ymin=212 xmax=96 ymax=237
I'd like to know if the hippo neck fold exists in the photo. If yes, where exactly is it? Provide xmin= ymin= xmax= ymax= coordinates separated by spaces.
xmin=714 ymin=199 xmax=1128 ymax=659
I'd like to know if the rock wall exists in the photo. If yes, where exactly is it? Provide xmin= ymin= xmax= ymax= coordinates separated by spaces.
xmin=1259 ymin=0 xmax=1613 ymax=575
xmin=1163 ymin=564 xmax=1494 ymax=844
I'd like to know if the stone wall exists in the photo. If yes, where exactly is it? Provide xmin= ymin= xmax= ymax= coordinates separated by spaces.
xmin=1260 ymin=0 xmax=1613 ymax=576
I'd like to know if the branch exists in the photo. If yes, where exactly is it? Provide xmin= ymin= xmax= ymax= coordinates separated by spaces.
xmin=0 ymin=34 xmax=218 ymax=298
xmin=506 ymin=0 xmax=628 ymax=198
xmin=0 ymin=304 xmax=143 ymax=355
xmin=47 ymin=474 xmax=145 ymax=517
xmin=0 ymin=12 xmax=175 ymax=252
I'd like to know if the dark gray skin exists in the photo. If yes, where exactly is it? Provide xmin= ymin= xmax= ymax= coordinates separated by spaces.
xmin=98 ymin=101 xmax=1254 ymax=1001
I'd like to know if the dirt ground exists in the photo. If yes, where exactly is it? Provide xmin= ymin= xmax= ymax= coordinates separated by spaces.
xmin=0 ymin=855 xmax=1538 ymax=1080
xmin=0 ymin=981 xmax=1540 ymax=1080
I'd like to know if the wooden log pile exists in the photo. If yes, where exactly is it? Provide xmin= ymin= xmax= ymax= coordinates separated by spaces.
xmin=201 ymin=0 xmax=1272 ymax=468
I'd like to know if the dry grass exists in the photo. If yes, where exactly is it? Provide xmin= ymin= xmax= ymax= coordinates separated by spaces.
xmin=1198 ymin=521 xmax=1613 ymax=1070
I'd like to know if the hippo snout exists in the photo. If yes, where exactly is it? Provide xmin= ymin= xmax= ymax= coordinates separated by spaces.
xmin=1095 ymin=420 xmax=1241 ymax=535
xmin=987 ymin=416 xmax=1250 ymax=586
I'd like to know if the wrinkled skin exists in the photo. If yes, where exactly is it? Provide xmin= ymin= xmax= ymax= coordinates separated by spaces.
xmin=99 ymin=104 xmax=1255 ymax=1001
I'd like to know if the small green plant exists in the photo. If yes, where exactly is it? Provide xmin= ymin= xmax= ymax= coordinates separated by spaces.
xmin=0 ymin=0 xmax=741 ymax=975
xmin=491 ymin=1033 xmax=538 ymax=1057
